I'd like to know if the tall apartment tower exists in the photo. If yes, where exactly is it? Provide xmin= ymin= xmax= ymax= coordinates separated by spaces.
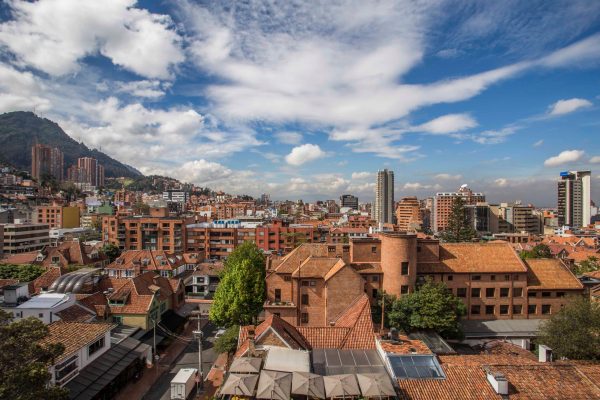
xmin=340 ymin=194 xmax=359 ymax=210
xmin=557 ymin=170 xmax=591 ymax=228
xmin=74 ymin=157 xmax=104 ymax=187
xmin=31 ymin=144 xmax=64 ymax=182
xmin=432 ymin=184 xmax=485 ymax=232
xmin=395 ymin=196 xmax=421 ymax=231
xmin=374 ymin=169 xmax=394 ymax=225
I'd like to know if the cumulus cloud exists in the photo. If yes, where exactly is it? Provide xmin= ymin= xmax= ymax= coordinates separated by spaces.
xmin=547 ymin=98 xmax=593 ymax=116
xmin=116 ymin=80 xmax=171 ymax=98
xmin=0 ymin=0 xmax=184 ymax=78
xmin=533 ymin=139 xmax=544 ymax=147
xmin=543 ymin=150 xmax=585 ymax=167
xmin=590 ymin=156 xmax=600 ymax=163
xmin=285 ymin=144 xmax=326 ymax=166
xmin=416 ymin=114 xmax=477 ymax=134
xmin=274 ymin=131 xmax=303 ymax=145
xmin=495 ymin=178 xmax=509 ymax=187
xmin=351 ymin=172 xmax=374 ymax=180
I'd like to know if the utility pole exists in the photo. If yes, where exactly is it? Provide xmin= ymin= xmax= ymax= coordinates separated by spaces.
xmin=152 ymin=318 xmax=157 ymax=356
xmin=192 ymin=313 xmax=204 ymax=390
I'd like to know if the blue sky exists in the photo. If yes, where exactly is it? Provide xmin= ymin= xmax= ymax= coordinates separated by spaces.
xmin=0 ymin=0 xmax=599 ymax=206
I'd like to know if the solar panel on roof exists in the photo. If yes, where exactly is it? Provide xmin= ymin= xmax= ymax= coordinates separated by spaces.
xmin=389 ymin=355 xmax=445 ymax=380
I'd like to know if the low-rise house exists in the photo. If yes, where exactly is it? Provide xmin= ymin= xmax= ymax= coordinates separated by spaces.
xmin=40 ymin=321 xmax=115 ymax=387
xmin=93 ymin=272 xmax=184 ymax=331
xmin=185 ymin=261 xmax=224 ymax=298
xmin=106 ymin=250 xmax=189 ymax=278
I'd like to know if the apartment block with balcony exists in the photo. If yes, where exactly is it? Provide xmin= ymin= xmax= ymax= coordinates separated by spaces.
xmin=34 ymin=205 xmax=80 ymax=229
xmin=102 ymin=214 xmax=185 ymax=253
xmin=1 ymin=222 xmax=50 ymax=253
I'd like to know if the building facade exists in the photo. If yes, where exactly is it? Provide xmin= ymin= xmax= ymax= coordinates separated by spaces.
xmin=374 ymin=169 xmax=394 ymax=225
xmin=31 ymin=144 xmax=64 ymax=182
xmin=557 ymin=170 xmax=591 ymax=228
xmin=1 ymin=223 xmax=50 ymax=253
xmin=433 ymin=185 xmax=485 ymax=232
xmin=395 ymin=197 xmax=421 ymax=232
xmin=340 ymin=194 xmax=359 ymax=210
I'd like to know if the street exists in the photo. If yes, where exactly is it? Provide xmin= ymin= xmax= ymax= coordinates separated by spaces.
xmin=143 ymin=321 xmax=218 ymax=400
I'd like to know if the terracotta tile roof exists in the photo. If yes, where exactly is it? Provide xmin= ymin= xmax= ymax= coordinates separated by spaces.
xmin=350 ymin=263 xmax=383 ymax=274
xmin=0 ymin=279 xmax=18 ymax=289
xmin=40 ymin=321 xmax=114 ymax=363
xmin=399 ymin=342 xmax=600 ymax=400
xmin=55 ymin=303 xmax=96 ymax=322
xmin=379 ymin=335 xmax=432 ymax=355
xmin=236 ymin=314 xmax=311 ymax=357
xmin=37 ymin=241 xmax=107 ymax=268
xmin=32 ymin=266 xmax=67 ymax=294
xmin=193 ymin=262 xmax=224 ymax=276
xmin=567 ymin=249 xmax=600 ymax=263
xmin=418 ymin=243 xmax=528 ymax=274
xmin=291 ymin=257 xmax=341 ymax=278
xmin=323 ymin=260 xmax=347 ymax=281
xmin=584 ymin=270 xmax=600 ymax=279
xmin=107 ymin=250 xmax=184 ymax=272
xmin=296 ymin=327 xmax=350 ymax=348
xmin=274 ymin=244 xmax=347 ymax=274
xmin=526 ymin=259 xmax=584 ymax=290
xmin=76 ymin=292 xmax=110 ymax=318
xmin=0 ymin=251 xmax=38 ymax=265
xmin=299 ymin=294 xmax=376 ymax=350
xmin=397 ymin=364 xmax=499 ymax=400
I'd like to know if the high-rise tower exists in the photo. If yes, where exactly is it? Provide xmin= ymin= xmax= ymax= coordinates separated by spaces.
xmin=374 ymin=169 xmax=394 ymax=225
xmin=557 ymin=170 xmax=591 ymax=228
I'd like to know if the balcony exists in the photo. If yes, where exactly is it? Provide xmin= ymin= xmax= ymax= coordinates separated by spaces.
xmin=264 ymin=300 xmax=296 ymax=308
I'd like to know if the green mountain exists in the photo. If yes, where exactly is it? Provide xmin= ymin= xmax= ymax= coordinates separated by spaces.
xmin=0 ymin=111 xmax=142 ymax=178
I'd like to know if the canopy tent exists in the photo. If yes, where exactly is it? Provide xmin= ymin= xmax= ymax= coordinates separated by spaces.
xmin=323 ymin=374 xmax=361 ymax=398
xmin=220 ymin=373 xmax=259 ymax=397
xmin=291 ymin=372 xmax=326 ymax=399
xmin=256 ymin=370 xmax=292 ymax=400
xmin=229 ymin=357 xmax=262 ymax=374
xmin=356 ymin=373 xmax=396 ymax=398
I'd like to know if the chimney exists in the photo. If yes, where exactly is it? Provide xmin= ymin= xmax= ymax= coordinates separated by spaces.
xmin=486 ymin=369 xmax=509 ymax=396
xmin=247 ymin=326 xmax=256 ymax=356
xmin=538 ymin=345 xmax=553 ymax=362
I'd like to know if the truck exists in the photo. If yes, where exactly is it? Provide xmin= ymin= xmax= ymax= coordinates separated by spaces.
xmin=170 ymin=368 xmax=198 ymax=400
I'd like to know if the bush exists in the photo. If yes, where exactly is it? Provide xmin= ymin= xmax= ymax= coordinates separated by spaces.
xmin=214 ymin=325 xmax=240 ymax=355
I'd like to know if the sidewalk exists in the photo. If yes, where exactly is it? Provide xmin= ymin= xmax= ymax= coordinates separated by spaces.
xmin=115 ymin=321 xmax=203 ymax=400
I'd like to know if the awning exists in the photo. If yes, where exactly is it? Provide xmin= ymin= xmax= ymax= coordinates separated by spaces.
xmin=323 ymin=374 xmax=361 ymax=398
xmin=291 ymin=372 xmax=325 ymax=399
xmin=229 ymin=357 xmax=262 ymax=374
xmin=264 ymin=347 xmax=311 ymax=373
xmin=256 ymin=370 xmax=292 ymax=400
xmin=356 ymin=373 xmax=396 ymax=398
xmin=220 ymin=373 xmax=259 ymax=397
xmin=461 ymin=319 xmax=543 ymax=338
xmin=65 ymin=337 xmax=151 ymax=400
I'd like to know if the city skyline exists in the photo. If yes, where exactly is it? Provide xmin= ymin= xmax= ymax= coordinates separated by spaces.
xmin=0 ymin=1 xmax=600 ymax=205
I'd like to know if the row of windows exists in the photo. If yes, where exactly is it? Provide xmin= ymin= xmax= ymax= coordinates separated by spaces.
xmin=470 ymin=304 xmax=552 ymax=315
xmin=455 ymin=287 xmax=565 ymax=299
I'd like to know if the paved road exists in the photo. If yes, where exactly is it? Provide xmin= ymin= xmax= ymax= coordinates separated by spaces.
xmin=143 ymin=321 xmax=217 ymax=400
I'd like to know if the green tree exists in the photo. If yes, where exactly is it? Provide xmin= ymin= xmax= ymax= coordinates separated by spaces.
xmin=101 ymin=243 xmax=122 ymax=263
xmin=573 ymin=256 xmax=600 ymax=275
xmin=387 ymin=280 xmax=467 ymax=339
xmin=520 ymin=244 xmax=552 ymax=260
xmin=0 ymin=264 xmax=46 ymax=282
xmin=537 ymin=297 xmax=600 ymax=360
xmin=214 ymin=325 xmax=240 ymax=354
xmin=0 ymin=310 xmax=69 ymax=400
xmin=132 ymin=201 xmax=150 ymax=215
xmin=440 ymin=197 xmax=477 ymax=243
xmin=209 ymin=242 xmax=266 ymax=327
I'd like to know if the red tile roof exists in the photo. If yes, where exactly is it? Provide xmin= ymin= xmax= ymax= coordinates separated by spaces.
xmin=526 ymin=259 xmax=583 ymax=290
xmin=40 ymin=321 xmax=114 ymax=363
xmin=418 ymin=243 xmax=528 ymax=274
xmin=55 ymin=303 xmax=96 ymax=322
xmin=76 ymin=292 xmax=110 ymax=318
xmin=32 ymin=266 xmax=67 ymax=294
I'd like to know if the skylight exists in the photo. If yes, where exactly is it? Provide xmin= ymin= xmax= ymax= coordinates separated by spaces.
xmin=388 ymin=355 xmax=445 ymax=380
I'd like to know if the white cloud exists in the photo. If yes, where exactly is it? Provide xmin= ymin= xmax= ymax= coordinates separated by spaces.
xmin=548 ymin=98 xmax=592 ymax=116
xmin=590 ymin=156 xmax=600 ymax=164
xmin=351 ymin=172 xmax=374 ymax=180
xmin=285 ymin=144 xmax=326 ymax=166
xmin=495 ymin=178 xmax=509 ymax=187
xmin=533 ymin=139 xmax=544 ymax=147
xmin=0 ymin=0 xmax=184 ymax=78
xmin=403 ymin=182 xmax=441 ymax=191
xmin=471 ymin=127 xmax=517 ymax=144
xmin=116 ymin=80 xmax=170 ymax=98
xmin=435 ymin=174 xmax=462 ymax=180
xmin=543 ymin=150 xmax=585 ymax=167
xmin=274 ymin=131 xmax=303 ymax=145
xmin=416 ymin=114 xmax=477 ymax=134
